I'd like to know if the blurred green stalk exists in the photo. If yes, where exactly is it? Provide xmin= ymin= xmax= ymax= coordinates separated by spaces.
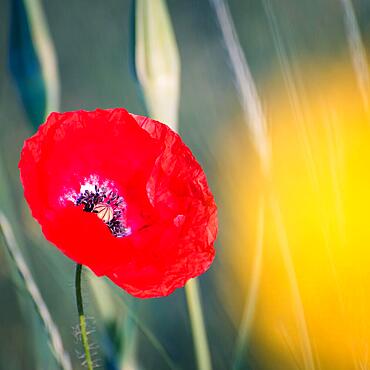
xmin=0 ymin=212 xmax=72 ymax=370
xmin=91 ymin=275 xmax=179 ymax=369
xmin=89 ymin=274 xmax=139 ymax=370
xmin=185 ymin=279 xmax=212 ymax=370
xmin=133 ymin=1 xmax=212 ymax=369
xmin=232 ymin=197 xmax=264 ymax=370
xmin=211 ymin=0 xmax=315 ymax=368
xmin=9 ymin=0 xmax=59 ymax=129
xmin=340 ymin=0 xmax=370 ymax=113
xmin=114 ymin=285 xmax=179 ymax=370
xmin=23 ymin=0 xmax=60 ymax=116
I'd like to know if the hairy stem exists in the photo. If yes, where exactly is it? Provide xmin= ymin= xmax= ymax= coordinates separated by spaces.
xmin=75 ymin=264 xmax=93 ymax=370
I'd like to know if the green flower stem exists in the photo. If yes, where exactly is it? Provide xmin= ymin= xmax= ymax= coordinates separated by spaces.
xmin=75 ymin=264 xmax=93 ymax=370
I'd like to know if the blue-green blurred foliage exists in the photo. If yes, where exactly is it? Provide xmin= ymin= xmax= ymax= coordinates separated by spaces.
xmin=9 ymin=0 xmax=46 ymax=129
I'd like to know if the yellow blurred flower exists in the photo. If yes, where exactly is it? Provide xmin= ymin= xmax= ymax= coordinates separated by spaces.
xmin=220 ymin=59 xmax=370 ymax=369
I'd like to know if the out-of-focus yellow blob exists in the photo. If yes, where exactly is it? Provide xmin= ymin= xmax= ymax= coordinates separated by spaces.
xmin=221 ymin=59 xmax=370 ymax=369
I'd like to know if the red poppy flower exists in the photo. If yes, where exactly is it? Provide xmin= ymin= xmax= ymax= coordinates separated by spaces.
xmin=19 ymin=108 xmax=217 ymax=298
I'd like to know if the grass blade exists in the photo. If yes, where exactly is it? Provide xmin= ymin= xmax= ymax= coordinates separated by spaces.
xmin=210 ymin=0 xmax=270 ymax=173
xmin=0 ymin=212 xmax=72 ymax=370
xmin=109 ymin=283 xmax=180 ymax=370
xmin=211 ymin=1 xmax=315 ymax=368
xmin=340 ymin=0 xmax=370 ymax=113
xmin=89 ymin=275 xmax=139 ymax=370
xmin=232 ymin=196 xmax=265 ymax=370
xmin=9 ymin=0 xmax=59 ymax=129
xmin=185 ymin=280 xmax=212 ymax=370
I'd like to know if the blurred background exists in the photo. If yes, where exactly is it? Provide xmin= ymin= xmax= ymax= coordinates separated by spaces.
xmin=1 ymin=0 xmax=370 ymax=369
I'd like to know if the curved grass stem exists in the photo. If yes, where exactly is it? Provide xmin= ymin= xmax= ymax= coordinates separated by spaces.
xmin=75 ymin=264 xmax=93 ymax=370
xmin=0 ymin=212 xmax=72 ymax=370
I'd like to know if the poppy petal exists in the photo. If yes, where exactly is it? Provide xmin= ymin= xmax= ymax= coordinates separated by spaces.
xmin=19 ymin=108 xmax=217 ymax=297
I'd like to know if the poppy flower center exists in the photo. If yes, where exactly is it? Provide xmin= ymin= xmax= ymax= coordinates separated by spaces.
xmin=74 ymin=180 xmax=130 ymax=238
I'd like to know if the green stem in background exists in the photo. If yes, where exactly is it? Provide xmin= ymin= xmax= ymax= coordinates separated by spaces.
xmin=23 ymin=0 xmax=60 ymax=116
xmin=101 ymin=277 xmax=179 ymax=370
xmin=185 ymin=279 xmax=212 ymax=370
xmin=211 ymin=1 xmax=314 ymax=369
xmin=75 ymin=264 xmax=93 ymax=370
xmin=232 ymin=196 xmax=265 ymax=370
xmin=0 ymin=212 xmax=72 ymax=370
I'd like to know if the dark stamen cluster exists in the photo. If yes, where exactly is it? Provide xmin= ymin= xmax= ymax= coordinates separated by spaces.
xmin=76 ymin=185 xmax=105 ymax=212
xmin=75 ymin=185 xmax=129 ymax=238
